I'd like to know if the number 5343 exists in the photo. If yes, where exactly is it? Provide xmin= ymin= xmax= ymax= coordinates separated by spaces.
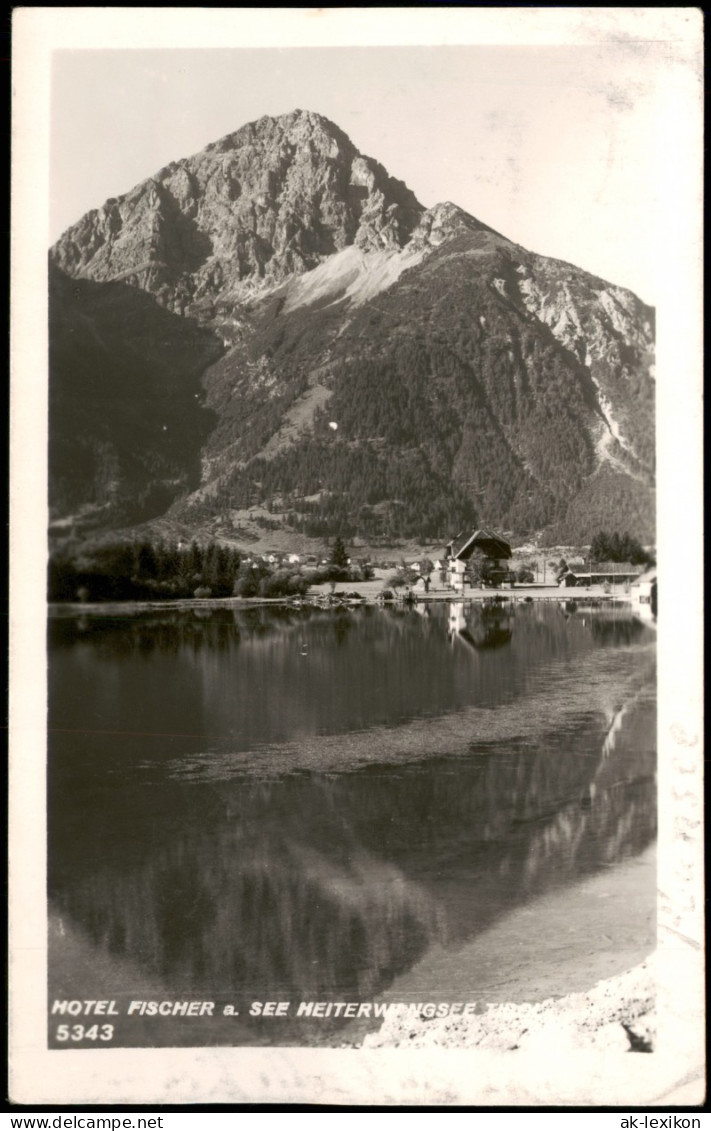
xmin=55 ymin=1024 xmax=114 ymax=1042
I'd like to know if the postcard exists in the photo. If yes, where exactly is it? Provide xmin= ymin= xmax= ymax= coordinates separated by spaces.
xmin=9 ymin=7 xmax=704 ymax=1108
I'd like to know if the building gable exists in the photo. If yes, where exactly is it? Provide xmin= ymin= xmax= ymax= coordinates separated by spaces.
xmin=448 ymin=529 xmax=512 ymax=562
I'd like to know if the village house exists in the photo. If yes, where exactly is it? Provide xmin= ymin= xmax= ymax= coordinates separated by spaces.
xmin=557 ymin=557 xmax=586 ymax=578
xmin=444 ymin=529 xmax=513 ymax=591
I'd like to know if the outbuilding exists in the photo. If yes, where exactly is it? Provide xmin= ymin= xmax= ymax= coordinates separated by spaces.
xmin=631 ymin=567 xmax=657 ymax=615
xmin=558 ymin=561 xmax=642 ymax=588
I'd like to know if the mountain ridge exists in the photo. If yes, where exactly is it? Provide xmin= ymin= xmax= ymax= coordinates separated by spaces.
xmin=49 ymin=109 xmax=655 ymax=547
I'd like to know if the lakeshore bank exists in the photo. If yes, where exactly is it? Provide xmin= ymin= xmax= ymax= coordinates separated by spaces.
xmin=364 ymin=959 xmax=656 ymax=1053
xmin=363 ymin=847 xmax=656 ymax=1053
xmin=48 ymin=581 xmax=638 ymax=618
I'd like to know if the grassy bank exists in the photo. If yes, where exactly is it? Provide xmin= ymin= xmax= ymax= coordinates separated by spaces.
xmin=49 ymin=579 xmax=637 ymax=617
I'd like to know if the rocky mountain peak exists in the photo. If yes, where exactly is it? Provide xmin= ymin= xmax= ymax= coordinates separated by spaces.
xmin=409 ymin=201 xmax=513 ymax=254
xmin=48 ymin=110 xmax=655 ymax=548
xmin=219 ymin=108 xmax=356 ymax=156
xmin=50 ymin=109 xmax=425 ymax=313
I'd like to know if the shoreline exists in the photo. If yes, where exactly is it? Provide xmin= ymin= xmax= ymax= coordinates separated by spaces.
xmin=364 ymin=846 xmax=656 ymax=1052
xmin=48 ymin=583 xmax=637 ymax=617
xmin=362 ymin=957 xmax=656 ymax=1053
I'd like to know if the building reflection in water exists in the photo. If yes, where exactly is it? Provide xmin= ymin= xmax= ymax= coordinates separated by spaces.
xmin=448 ymin=601 xmax=514 ymax=651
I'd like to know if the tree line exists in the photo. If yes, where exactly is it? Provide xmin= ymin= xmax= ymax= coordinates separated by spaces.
xmin=49 ymin=539 xmax=244 ymax=602
xmin=588 ymin=530 xmax=653 ymax=565
xmin=48 ymin=536 xmax=366 ymax=603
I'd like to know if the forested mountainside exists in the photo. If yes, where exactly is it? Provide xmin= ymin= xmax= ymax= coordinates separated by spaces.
xmin=50 ymin=109 xmax=655 ymax=546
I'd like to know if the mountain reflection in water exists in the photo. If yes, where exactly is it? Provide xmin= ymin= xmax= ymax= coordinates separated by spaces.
xmin=48 ymin=603 xmax=656 ymax=1043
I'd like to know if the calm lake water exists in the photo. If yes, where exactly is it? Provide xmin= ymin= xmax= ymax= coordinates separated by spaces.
xmin=48 ymin=601 xmax=656 ymax=1047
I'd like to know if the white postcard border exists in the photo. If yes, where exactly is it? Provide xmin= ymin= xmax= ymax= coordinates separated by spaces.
xmin=9 ymin=7 xmax=704 ymax=1108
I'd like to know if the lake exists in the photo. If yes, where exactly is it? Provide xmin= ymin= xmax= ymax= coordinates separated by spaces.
xmin=47 ymin=600 xmax=656 ymax=1047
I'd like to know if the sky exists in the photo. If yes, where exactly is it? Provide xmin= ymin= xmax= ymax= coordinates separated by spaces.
xmin=45 ymin=11 xmax=700 ymax=308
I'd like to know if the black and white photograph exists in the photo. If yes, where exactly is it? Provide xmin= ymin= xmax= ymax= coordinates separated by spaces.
xmin=10 ymin=7 xmax=704 ymax=1109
